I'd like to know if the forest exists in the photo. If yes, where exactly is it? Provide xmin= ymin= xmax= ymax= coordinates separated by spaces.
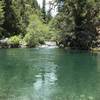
xmin=0 ymin=1 xmax=100 ymax=99
xmin=0 ymin=0 xmax=100 ymax=50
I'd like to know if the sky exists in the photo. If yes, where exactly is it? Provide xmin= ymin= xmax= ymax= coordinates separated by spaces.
xmin=37 ymin=0 xmax=57 ymax=16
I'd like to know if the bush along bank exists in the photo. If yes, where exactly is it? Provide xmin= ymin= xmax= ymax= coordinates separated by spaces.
xmin=0 ymin=36 xmax=43 ymax=48
xmin=0 ymin=34 xmax=57 ymax=48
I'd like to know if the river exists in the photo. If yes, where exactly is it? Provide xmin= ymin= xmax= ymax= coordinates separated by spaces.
xmin=0 ymin=48 xmax=100 ymax=100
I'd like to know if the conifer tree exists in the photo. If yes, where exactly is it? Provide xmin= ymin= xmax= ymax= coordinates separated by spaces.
xmin=0 ymin=0 xmax=4 ymax=36
xmin=42 ymin=0 xmax=46 ymax=23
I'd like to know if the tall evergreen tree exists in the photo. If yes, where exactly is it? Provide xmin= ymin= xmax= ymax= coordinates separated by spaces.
xmin=3 ymin=0 xmax=21 ymax=36
xmin=2 ymin=0 xmax=40 ymax=36
xmin=46 ymin=2 xmax=52 ymax=23
xmin=0 ymin=0 xmax=4 ymax=37
xmin=47 ymin=10 xmax=52 ymax=23
xmin=33 ymin=0 xmax=40 ymax=9
xmin=42 ymin=0 xmax=46 ymax=23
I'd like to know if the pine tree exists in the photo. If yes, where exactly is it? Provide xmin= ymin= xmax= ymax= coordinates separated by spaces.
xmin=42 ymin=0 xmax=46 ymax=23
xmin=2 ymin=0 xmax=39 ymax=36
xmin=2 ymin=0 xmax=21 ymax=36
xmin=0 ymin=0 xmax=4 ymax=37
xmin=47 ymin=11 xmax=52 ymax=23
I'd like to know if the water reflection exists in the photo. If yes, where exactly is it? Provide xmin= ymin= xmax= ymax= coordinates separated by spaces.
xmin=54 ymin=50 xmax=100 ymax=99
xmin=32 ymin=49 xmax=58 ymax=100
xmin=0 ymin=49 xmax=100 ymax=100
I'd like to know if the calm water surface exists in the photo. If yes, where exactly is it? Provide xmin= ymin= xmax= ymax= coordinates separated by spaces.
xmin=0 ymin=48 xmax=100 ymax=100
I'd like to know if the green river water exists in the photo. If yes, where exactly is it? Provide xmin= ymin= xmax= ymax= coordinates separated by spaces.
xmin=0 ymin=48 xmax=100 ymax=100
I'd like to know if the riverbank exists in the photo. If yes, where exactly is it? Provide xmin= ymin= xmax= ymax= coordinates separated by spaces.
xmin=1 ymin=38 xmax=100 ymax=52
xmin=0 ymin=38 xmax=58 ymax=49
xmin=91 ymin=48 xmax=100 ymax=52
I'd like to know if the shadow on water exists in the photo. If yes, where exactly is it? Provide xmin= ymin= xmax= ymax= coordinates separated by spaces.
xmin=0 ymin=48 xmax=100 ymax=100
xmin=54 ymin=50 xmax=100 ymax=100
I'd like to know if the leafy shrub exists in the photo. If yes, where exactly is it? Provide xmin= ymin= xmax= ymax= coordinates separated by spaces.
xmin=38 ymin=37 xmax=45 ymax=44
xmin=24 ymin=14 xmax=48 ymax=47
xmin=23 ymin=14 xmax=58 ymax=47
xmin=24 ymin=33 xmax=38 ymax=47
xmin=7 ymin=35 xmax=21 ymax=47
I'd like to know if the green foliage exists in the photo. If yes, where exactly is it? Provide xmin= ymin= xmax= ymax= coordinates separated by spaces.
xmin=0 ymin=0 xmax=4 ymax=24
xmin=24 ymin=33 xmax=38 ymax=47
xmin=7 ymin=35 xmax=21 ymax=47
xmin=1 ymin=0 xmax=100 ymax=49
xmin=0 ymin=1 xmax=4 ymax=19
xmin=23 ymin=13 xmax=58 ymax=47
xmin=3 ymin=0 xmax=20 ymax=36
xmin=42 ymin=0 xmax=46 ymax=23
xmin=46 ymin=10 xmax=52 ymax=23
xmin=54 ymin=0 xmax=100 ymax=49
xmin=0 ymin=0 xmax=4 ymax=36
xmin=48 ymin=19 xmax=59 ymax=41
xmin=24 ymin=14 xmax=48 ymax=47
xmin=2 ymin=0 xmax=41 ymax=36
xmin=0 ymin=0 xmax=58 ymax=48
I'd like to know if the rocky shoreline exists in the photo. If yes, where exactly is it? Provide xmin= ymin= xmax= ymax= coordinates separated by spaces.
xmin=0 ymin=39 xmax=58 ymax=49
xmin=38 ymin=41 xmax=58 ymax=48
xmin=1 ymin=38 xmax=100 ymax=51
